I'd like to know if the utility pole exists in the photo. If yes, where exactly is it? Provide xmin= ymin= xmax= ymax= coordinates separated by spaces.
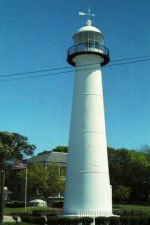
xmin=0 ymin=170 xmax=5 ymax=224
xmin=0 ymin=149 xmax=11 ymax=224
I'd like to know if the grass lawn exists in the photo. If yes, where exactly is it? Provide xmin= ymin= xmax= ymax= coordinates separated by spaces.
xmin=113 ymin=204 xmax=150 ymax=214
xmin=4 ymin=204 xmax=150 ymax=215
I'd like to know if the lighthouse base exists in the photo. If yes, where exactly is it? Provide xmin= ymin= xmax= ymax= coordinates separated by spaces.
xmin=61 ymin=211 xmax=115 ymax=225
xmin=63 ymin=211 xmax=113 ymax=217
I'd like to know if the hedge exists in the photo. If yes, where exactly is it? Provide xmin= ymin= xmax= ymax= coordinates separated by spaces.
xmin=120 ymin=216 xmax=130 ymax=225
xmin=129 ymin=216 xmax=140 ymax=225
xmin=21 ymin=216 xmax=92 ymax=225
xmin=20 ymin=215 xmax=150 ymax=225
xmin=47 ymin=216 xmax=59 ymax=225
xmin=3 ymin=223 xmax=29 ymax=225
xmin=95 ymin=216 xmax=109 ymax=225
xmin=80 ymin=217 xmax=94 ymax=225
xmin=21 ymin=215 xmax=46 ymax=224
xmin=95 ymin=216 xmax=150 ymax=225
xmin=5 ymin=201 xmax=25 ymax=208
xmin=109 ymin=216 xmax=120 ymax=225
xmin=139 ymin=216 xmax=148 ymax=225
xmin=58 ymin=217 xmax=70 ymax=225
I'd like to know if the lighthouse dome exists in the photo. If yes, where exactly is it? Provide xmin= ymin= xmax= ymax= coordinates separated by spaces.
xmin=76 ymin=20 xmax=102 ymax=34
xmin=67 ymin=19 xmax=110 ymax=67
xmin=73 ymin=20 xmax=104 ymax=45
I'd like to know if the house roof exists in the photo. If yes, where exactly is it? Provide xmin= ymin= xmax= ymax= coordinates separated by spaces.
xmin=28 ymin=151 xmax=67 ymax=166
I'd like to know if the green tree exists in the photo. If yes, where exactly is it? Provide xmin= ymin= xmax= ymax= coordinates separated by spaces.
xmin=108 ymin=148 xmax=130 ymax=187
xmin=108 ymin=147 xmax=150 ymax=204
xmin=128 ymin=150 xmax=150 ymax=202
xmin=18 ymin=163 xmax=65 ymax=200
xmin=52 ymin=146 xmax=68 ymax=153
xmin=0 ymin=131 xmax=36 ymax=224
xmin=115 ymin=185 xmax=131 ymax=206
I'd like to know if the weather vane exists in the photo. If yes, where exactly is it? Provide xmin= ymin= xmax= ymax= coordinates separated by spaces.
xmin=79 ymin=8 xmax=95 ymax=19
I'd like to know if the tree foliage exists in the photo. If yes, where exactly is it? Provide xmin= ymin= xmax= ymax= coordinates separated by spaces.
xmin=0 ymin=132 xmax=36 ymax=169
xmin=52 ymin=146 xmax=68 ymax=153
xmin=114 ymin=185 xmax=131 ymax=206
xmin=0 ymin=131 xmax=36 ymax=224
xmin=18 ymin=163 xmax=65 ymax=199
xmin=108 ymin=147 xmax=150 ymax=203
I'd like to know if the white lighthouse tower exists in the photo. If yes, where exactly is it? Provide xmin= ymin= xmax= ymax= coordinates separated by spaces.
xmin=63 ymin=13 xmax=112 ymax=217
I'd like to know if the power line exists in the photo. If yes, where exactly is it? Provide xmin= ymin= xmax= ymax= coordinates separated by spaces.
xmin=109 ymin=55 xmax=150 ymax=63
xmin=107 ymin=58 xmax=150 ymax=67
xmin=1 ymin=55 xmax=150 ymax=78
xmin=0 ymin=55 xmax=150 ymax=82
xmin=0 ymin=70 xmax=74 ymax=82
xmin=0 ymin=67 xmax=72 ymax=78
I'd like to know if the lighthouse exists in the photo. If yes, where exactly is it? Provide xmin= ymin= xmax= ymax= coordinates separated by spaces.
xmin=63 ymin=14 xmax=112 ymax=217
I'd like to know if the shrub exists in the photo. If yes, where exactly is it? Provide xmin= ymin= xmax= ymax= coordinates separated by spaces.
xmin=147 ymin=217 xmax=150 ymax=225
xmin=80 ymin=217 xmax=93 ymax=225
xmin=109 ymin=216 xmax=120 ymax=225
xmin=139 ymin=216 xmax=148 ymax=225
xmin=58 ymin=217 xmax=71 ymax=225
xmin=21 ymin=215 xmax=30 ymax=223
xmin=6 ymin=201 xmax=25 ymax=208
xmin=120 ymin=216 xmax=130 ymax=225
xmin=47 ymin=216 xmax=59 ymax=225
xmin=95 ymin=216 xmax=109 ymax=225
xmin=69 ymin=218 xmax=80 ymax=225
xmin=129 ymin=216 xmax=140 ymax=225
xmin=3 ymin=223 xmax=29 ymax=225
xmin=21 ymin=215 xmax=46 ymax=224
xmin=52 ymin=201 xmax=64 ymax=208
xmin=32 ymin=210 xmax=50 ymax=216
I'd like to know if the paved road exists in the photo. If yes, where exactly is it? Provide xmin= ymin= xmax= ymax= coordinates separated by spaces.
xmin=3 ymin=215 xmax=21 ymax=222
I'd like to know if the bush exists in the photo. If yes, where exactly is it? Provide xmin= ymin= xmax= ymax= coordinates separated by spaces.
xmin=52 ymin=201 xmax=63 ymax=208
xmin=32 ymin=210 xmax=50 ymax=216
xmin=58 ymin=217 xmax=71 ymax=225
xmin=6 ymin=201 xmax=25 ymax=208
xmin=80 ymin=217 xmax=93 ymax=225
xmin=129 ymin=216 xmax=140 ymax=225
xmin=69 ymin=218 xmax=80 ymax=225
xmin=47 ymin=216 xmax=59 ymax=225
xmin=21 ymin=215 xmax=46 ymax=224
xmin=109 ymin=216 xmax=120 ymax=225
xmin=95 ymin=216 xmax=109 ymax=225
xmin=139 ymin=216 xmax=148 ymax=225
xmin=147 ymin=217 xmax=150 ymax=225
xmin=47 ymin=216 xmax=81 ymax=225
xmin=120 ymin=216 xmax=130 ymax=225
xmin=3 ymin=223 xmax=29 ymax=225
xmin=21 ymin=215 xmax=30 ymax=223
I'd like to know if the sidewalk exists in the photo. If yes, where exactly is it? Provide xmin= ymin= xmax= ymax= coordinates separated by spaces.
xmin=3 ymin=215 xmax=21 ymax=222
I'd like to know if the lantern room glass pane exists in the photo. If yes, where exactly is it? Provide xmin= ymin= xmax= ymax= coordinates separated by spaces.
xmin=74 ymin=32 xmax=104 ymax=46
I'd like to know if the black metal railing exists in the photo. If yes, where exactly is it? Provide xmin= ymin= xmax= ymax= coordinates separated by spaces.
xmin=67 ymin=43 xmax=110 ymax=66
xmin=68 ymin=43 xmax=109 ymax=58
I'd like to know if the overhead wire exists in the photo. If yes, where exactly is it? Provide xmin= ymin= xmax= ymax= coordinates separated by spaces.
xmin=0 ymin=55 xmax=150 ymax=82
xmin=107 ymin=58 xmax=150 ymax=67
xmin=1 ymin=54 xmax=150 ymax=78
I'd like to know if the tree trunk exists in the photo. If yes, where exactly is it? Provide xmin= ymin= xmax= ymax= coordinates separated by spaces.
xmin=0 ymin=170 xmax=5 ymax=224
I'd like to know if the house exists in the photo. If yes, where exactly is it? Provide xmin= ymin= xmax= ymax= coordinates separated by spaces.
xmin=28 ymin=151 xmax=67 ymax=178
xmin=28 ymin=151 xmax=67 ymax=167
xmin=7 ymin=151 xmax=67 ymax=201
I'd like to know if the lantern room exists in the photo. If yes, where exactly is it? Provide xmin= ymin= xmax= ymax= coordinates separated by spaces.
xmin=67 ymin=20 xmax=110 ymax=67
xmin=73 ymin=20 xmax=104 ymax=46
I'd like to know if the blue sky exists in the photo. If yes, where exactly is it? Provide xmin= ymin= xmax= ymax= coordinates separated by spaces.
xmin=0 ymin=0 xmax=150 ymax=155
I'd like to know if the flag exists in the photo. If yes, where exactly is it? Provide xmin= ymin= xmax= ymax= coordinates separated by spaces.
xmin=12 ymin=159 xmax=27 ymax=169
